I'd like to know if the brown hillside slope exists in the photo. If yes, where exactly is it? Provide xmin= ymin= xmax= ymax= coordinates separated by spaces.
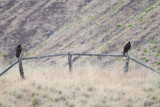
xmin=0 ymin=0 xmax=160 ymax=70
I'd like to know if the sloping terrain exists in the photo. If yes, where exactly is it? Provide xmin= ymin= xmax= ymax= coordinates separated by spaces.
xmin=0 ymin=0 xmax=160 ymax=70
xmin=0 ymin=64 xmax=160 ymax=107
xmin=1 ymin=1 xmax=160 ymax=107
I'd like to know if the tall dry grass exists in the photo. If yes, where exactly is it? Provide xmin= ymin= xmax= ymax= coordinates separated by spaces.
xmin=0 ymin=62 xmax=160 ymax=107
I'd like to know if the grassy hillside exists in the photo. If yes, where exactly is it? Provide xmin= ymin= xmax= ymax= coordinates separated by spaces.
xmin=1 ymin=0 xmax=160 ymax=107
xmin=0 ymin=0 xmax=159 ymax=70
xmin=0 ymin=64 xmax=160 ymax=107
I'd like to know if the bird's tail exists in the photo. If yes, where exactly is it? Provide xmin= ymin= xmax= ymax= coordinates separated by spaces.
xmin=122 ymin=51 xmax=125 ymax=55
xmin=16 ymin=53 xmax=19 ymax=58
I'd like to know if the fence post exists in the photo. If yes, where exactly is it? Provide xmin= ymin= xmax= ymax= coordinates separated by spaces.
xmin=18 ymin=59 xmax=25 ymax=79
xmin=124 ymin=53 xmax=129 ymax=73
xmin=16 ymin=44 xmax=25 ymax=79
xmin=68 ymin=52 xmax=72 ymax=72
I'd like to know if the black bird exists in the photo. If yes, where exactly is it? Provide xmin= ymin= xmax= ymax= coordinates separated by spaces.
xmin=123 ymin=41 xmax=131 ymax=55
xmin=16 ymin=44 xmax=22 ymax=58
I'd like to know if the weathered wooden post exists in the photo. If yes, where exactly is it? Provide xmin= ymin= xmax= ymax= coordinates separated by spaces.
xmin=16 ymin=44 xmax=25 ymax=79
xmin=68 ymin=52 xmax=72 ymax=72
xmin=124 ymin=53 xmax=130 ymax=73
xmin=18 ymin=59 xmax=25 ymax=79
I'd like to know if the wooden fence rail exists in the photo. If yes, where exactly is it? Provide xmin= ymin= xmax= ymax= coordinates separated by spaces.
xmin=0 ymin=59 xmax=19 ymax=76
xmin=71 ymin=53 xmax=125 ymax=57
xmin=0 ymin=52 xmax=160 ymax=79
xmin=21 ymin=53 xmax=67 ymax=60
xmin=129 ymin=56 xmax=160 ymax=74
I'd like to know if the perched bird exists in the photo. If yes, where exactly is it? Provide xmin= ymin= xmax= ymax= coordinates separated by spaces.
xmin=16 ymin=44 xmax=22 ymax=58
xmin=123 ymin=41 xmax=131 ymax=55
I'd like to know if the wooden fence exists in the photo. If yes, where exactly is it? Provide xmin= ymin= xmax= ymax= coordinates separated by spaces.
xmin=0 ymin=52 xmax=160 ymax=79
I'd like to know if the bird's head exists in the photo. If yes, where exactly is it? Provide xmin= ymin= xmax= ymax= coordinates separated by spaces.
xmin=18 ymin=44 xmax=21 ymax=47
xmin=128 ymin=41 xmax=131 ymax=44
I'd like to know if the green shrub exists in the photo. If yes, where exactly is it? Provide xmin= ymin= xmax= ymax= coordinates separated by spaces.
xmin=128 ymin=24 xmax=133 ymax=28
xmin=141 ymin=57 xmax=149 ymax=62
xmin=149 ymin=40 xmax=157 ymax=44
xmin=145 ymin=59 xmax=149 ymax=62
xmin=152 ymin=49 xmax=156 ymax=52
xmin=2 ymin=53 xmax=7 ymax=57
xmin=116 ymin=24 xmax=121 ymax=28
xmin=140 ymin=16 xmax=143 ymax=22
xmin=155 ymin=54 xmax=159 ymax=57
xmin=157 ymin=62 xmax=160 ymax=65
xmin=132 ymin=16 xmax=135 ymax=20
xmin=143 ymin=48 xmax=147 ymax=53
xmin=144 ymin=6 xmax=154 ymax=13
xmin=153 ymin=46 xmax=157 ymax=49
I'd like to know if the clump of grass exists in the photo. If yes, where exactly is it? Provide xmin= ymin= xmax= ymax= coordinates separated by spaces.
xmin=95 ymin=21 xmax=99 ymax=26
xmin=152 ymin=49 xmax=156 ymax=52
xmin=66 ymin=44 xmax=71 ymax=48
xmin=144 ymin=100 xmax=154 ymax=106
xmin=140 ymin=16 xmax=143 ymax=22
xmin=155 ymin=54 xmax=159 ymax=57
xmin=153 ymin=46 xmax=157 ymax=49
xmin=128 ymin=24 xmax=133 ymax=28
xmin=32 ymin=97 xmax=42 ymax=106
xmin=112 ymin=7 xmax=117 ymax=12
xmin=82 ymin=6 xmax=86 ymax=10
xmin=100 ymin=41 xmax=111 ymax=53
xmin=1 ymin=53 xmax=7 ymax=57
xmin=87 ymin=15 xmax=94 ymax=20
xmin=149 ymin=40 xmax=157 ymax=44
xmin=157 ymin=62 xmax=160 ymax=65
xmin=68 ymin=103 xmax=74 ymax=107
xmin=145 ymin=59 xmax=149 ymax=62
xmin=141 ymin=57 xmax=149 ymax=62
xmin=143 ymin=48 xmax=148 ymax=53
xmin=144 ymin=6 xmax=154 ymax=13
xmin=116 ymin=24 xmax=121 ymax=28
xmin=131 ymin=16 xmax=135 ymax=20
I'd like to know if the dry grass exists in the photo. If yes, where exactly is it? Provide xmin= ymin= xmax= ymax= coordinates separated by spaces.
xmin=0 ymin=63 xmax=160 ymax=107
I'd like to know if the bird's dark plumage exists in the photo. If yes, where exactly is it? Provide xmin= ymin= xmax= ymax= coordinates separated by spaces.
xmin=123 ymin=41 xmax=131 ymax=55
xmin=16 ymin=44 xmax=22 ymax=58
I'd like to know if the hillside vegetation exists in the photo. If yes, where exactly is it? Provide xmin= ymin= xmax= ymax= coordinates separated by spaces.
xmin=0 ymin=0 xmax=160 ymax=70
xmin=0 ymin=64 xmax=160 ymax=107
xmin=0 ymin=0 xmax=160 ymax=107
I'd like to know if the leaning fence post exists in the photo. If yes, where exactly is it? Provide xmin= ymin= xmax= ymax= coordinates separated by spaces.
xmin=124 ymin=53 xmax=129 ymax=73
xmin=68 ymin=52 xmax=72 ymax=71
